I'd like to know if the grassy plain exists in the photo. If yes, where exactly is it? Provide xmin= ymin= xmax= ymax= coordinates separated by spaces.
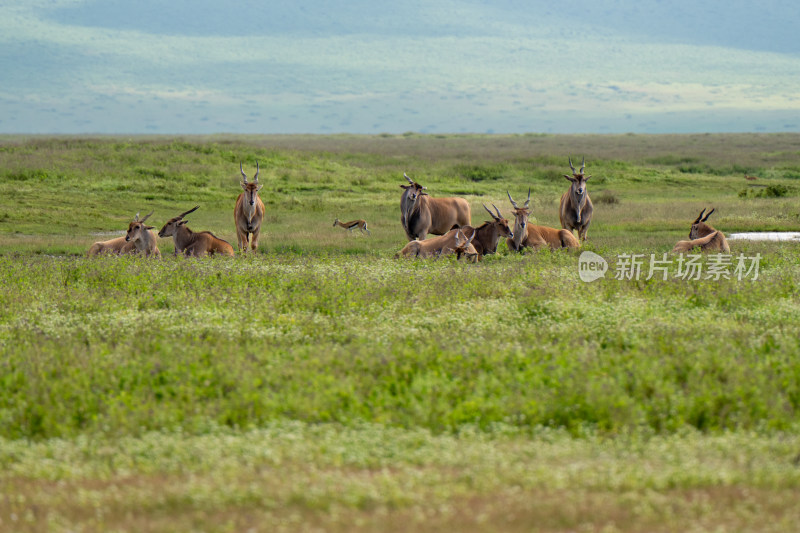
xmin=1 ymin=133 xmax=800 ymax=532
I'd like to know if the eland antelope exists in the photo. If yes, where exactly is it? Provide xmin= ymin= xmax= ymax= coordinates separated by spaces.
xmin=672 ymin=208 xmax=730 ymax=253
xmin=124 ymin=210 xmax=161 ymax=257
xmin=559 ymin=156 xmax=593 ymax=241
xmin=395 ymin=227 xmax=475 ymax=259
xmin=507 ymin=189 xmax=580 ymax=251
xmin=158 ymin=206 xmax=235 ymax=257
xmin=87 ymin=213 xmax=143 ymax=256
xmin=400 ymin=172 xmax=471 ymax=241
xmin=459 ymin=204 xmax=513 ymax=257
xmin=234 ymin=162 xmax=265 ymax=252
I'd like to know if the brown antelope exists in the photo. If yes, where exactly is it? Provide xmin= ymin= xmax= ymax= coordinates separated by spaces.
xmin=672 ymin=207 xmax=730 ymax=253
xmin=234 ymin=162 xmax=265 ymax=252
xmin=333 ymin=217 xmax=371 ymax=235
xmin=506 ymin=189 xmax=580 ymax=251
xmin=124 ymin=211 xmax=161 ymax=257
xmin=559 ymin=156 xmax=594 ymax=241
xmin=87 ymin=212 xmax=146 ymax=256
xmin=460 ymin=204 xmax=513 ymax=257
xmin=745 ymin=174 xmax=759 ymax=181
xmin=395 ymin=227 xmax=475 ymax=259
xmin=400 ymin=172 xmax=471 ymax=240
xmin=453 ymin=230 xmax=480 ymax=262
xmin=158 ymin=206 xmax=235 ymax=257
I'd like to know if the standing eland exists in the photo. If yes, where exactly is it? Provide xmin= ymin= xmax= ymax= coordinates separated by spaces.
xmin=234 ymin=162 xmax=265 ymax=253
xmin=559 ymin=156 xmax=594 ymax=242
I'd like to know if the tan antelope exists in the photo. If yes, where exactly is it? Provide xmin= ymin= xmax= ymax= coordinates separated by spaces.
xmin=506 ymin=189 xmax=580 ymax=251
xmin=158 ymin=206 xmax=235 ymax=257
xmin=460 ymin=204 xmax=513 ymax=257
xmin=333 ymin=217 xmax=371 ymax=235
xmin=395 ymin=227 xmax=476 ymax=259
xmin=124 ymin=210 xmax=161 ymax=257
xmin=452 ymin=230 xmax=480 ymax=262
xmin=559 ymin=156 xmax=594 ymax=241
xmin=87 ymin=213 xmax=142 ymax=256
xmin=671 ymin=207 xmax=730 ymax=253
xmin=87 ymin=235 xmax=136 ymax=257
xmin=234 ymin=162 xmax=265 ymax=252
xmin=400 ymin=172 xmax=471 ymax=240
xmin=745 ymin=174 xmax=759 ymax=181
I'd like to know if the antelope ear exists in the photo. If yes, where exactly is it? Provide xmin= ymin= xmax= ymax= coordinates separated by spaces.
xmin=255 ymin=183 xmax=264 ymax=192
xmin=145 ymin=225 xmax=155 ymax=230
xmin=584 ymin=174 xmax=592 ymax=181
xmin=401 ymin=184 xmax=411 ymax=189
xmin=179 ymin=220 xmax=189 ymax=226
xmin=564 ymin=175 xmax=576 ymax=182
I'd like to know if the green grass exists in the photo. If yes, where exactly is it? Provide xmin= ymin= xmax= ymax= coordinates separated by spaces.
xmin=2 ymin=133 xmax=800 ymax=532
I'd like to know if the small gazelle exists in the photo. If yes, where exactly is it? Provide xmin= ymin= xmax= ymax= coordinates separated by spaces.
xmin=333 ymin=217 xmax=371 ymax=235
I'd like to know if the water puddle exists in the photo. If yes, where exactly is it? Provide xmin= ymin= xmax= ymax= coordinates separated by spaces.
xmin=728 ymin=232 xmax=800 ymax=242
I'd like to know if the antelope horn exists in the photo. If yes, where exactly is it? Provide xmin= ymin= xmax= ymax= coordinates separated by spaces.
xmin=240 ymin=162 xmax=248 ymax=183
xmin=580 ymin=156 xmax=585 ymax=174
xmin=134 ymin=212 xmax=140 ymax=222
xmin=524 ymin=187 xmax=531 ymax=208
xmin=703 ymin=208 xmax=715 ymax=221
xmin=254 ymin=160 xmax=259 ymax=182
xmin=404 ymin=172 xmax=414 ymax=185
xmin=694 ymin=208 xmax=706 ymax=224
xmin=507 ymin=190 xmax=519 ymax=209
xmin=483 ymin=203 xmax=498 ymax=220
xmin=492 ymin=204 xmax=503 ymax=219
xmin=140 ymin=210 xmax=154 ymax=223
xmin=569 ymin=156 xmax=576 ymax=174
xmin=178 ymin=205 xmax=200 ymax=219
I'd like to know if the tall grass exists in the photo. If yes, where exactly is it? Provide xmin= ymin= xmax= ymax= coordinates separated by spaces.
xmin=2 ymin=134 xmax=800 ymax=532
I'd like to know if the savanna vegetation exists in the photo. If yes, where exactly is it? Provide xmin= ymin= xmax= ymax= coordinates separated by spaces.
xmin=1 ymin=133 xmax=800 ymax=532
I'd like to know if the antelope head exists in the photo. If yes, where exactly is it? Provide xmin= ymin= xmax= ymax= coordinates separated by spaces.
xmin=565 ymin=156 xmax=591 ymax=218
xmin=158 ymin=205 xmax=199 ymax=238
xmin=401 ymin=172 xmax=428 ymax=202
xmin=483 ymin=203 xmax=513 ymax=239
xmin=453 ymin=229 xmax=478 ymax=260
xmin=507 ymin=189 xmax=531 ymax=242
xmin=689 ymin=207 xmax=715 ymax=239
xmin=332 ymin=217 xmax=339 ymax=227
xmin=125 ymin=210 xmax=155 ymax=243
xmin=240 ymin=161 xmax=264 ymax=207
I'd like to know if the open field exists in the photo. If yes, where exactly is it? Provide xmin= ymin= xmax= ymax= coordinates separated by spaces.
xmin=1 ymin=133 xmax=800 ymax=532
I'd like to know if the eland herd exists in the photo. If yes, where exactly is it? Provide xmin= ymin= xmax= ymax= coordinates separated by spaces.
xmin=88 ymin=157 xmax=729 ymax=259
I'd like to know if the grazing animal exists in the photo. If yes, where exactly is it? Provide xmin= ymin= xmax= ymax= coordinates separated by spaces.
xmin=460 ymin=204 xmax=513 ymax=257
xmin=158 ymin=206 xmax=235 ymax=257
xmin=395 ymin=227 xmax=475 ymax=259
xmin=124 ymin=210 xmax=161 ymax=257
xmin=672 ymin=207 xmax=730 ymax=253
xmin=559 ymin=156 xmax=594 ymax=241
xmin=234 ymin=162 xmax=265 ymax=252
xmin=745 ymin=174 xmax=758 ymax=181
xmin=333 ymin=218 xmax=371 ymax=235
xmin=506 ymin=189 xmax=580 ymax=251
xmin=399 ymin=172 xmax=471 ymax=241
